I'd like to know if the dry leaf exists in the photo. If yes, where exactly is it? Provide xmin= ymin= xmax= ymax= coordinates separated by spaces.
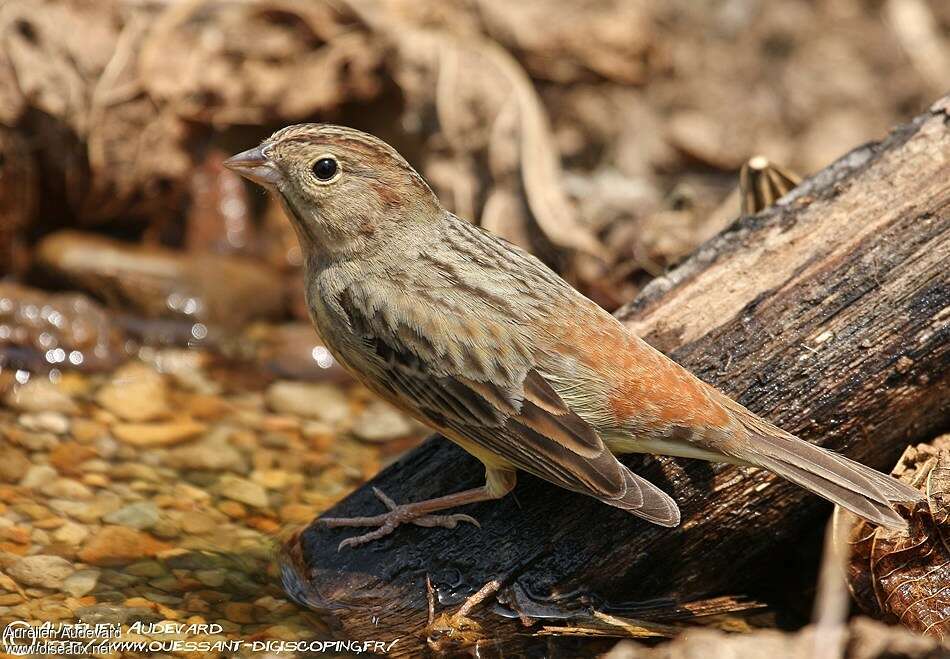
xmin=835 ymin=435 xmax=950 ymax=642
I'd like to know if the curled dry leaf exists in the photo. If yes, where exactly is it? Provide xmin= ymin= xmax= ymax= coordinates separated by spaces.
xmin=0 ymin=127 xmax=36 ymax=275
xmin=474 ymin=0 xmax=655 ymax=85
xmin=378 ymin=0 xmax=656 ymax=85
xmin=0 ymin=0 xmax=386 ymax=227
xmin=383 ymin=23 xmax=609 ymax=262
xmin=138 ymin=0 xmax=383 ymax=124
xmin=834 ymin=435 xmax=950 ymax=641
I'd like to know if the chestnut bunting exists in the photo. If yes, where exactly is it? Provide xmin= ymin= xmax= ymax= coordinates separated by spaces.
xmin=226 ymin=125 xmax=921 ymax=549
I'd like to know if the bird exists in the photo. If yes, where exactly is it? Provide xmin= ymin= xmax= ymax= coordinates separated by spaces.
xmin=225 ymin=124 xmax=923 ymax=549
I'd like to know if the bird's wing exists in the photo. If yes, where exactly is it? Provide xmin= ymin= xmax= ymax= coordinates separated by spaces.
xmin=338 ymin=282 xmax=680 ymax=526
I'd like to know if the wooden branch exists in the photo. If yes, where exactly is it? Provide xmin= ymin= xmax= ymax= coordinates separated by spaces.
xmin=279 ymin=97 xmax=950 ymax=655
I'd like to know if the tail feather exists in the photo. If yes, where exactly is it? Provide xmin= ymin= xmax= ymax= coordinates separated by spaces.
xmin=737 ymin=431 xmax=923 ymax=531
xmin=599 ymin=465 xmax=681 ymax=527
xmin=838 ymin=456 xmax=924 ymax=503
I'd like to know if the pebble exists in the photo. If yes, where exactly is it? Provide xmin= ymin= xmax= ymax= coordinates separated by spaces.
xmin=49 ymin=442 xmax=98 ymax=475
xmin=251 ymin=469 xmax=291 ymax=490
xmin=95 ymin=362 xmax=170 ymax=422
xmin=77 ymin=527 xmax=171 ymax=566
xmin=150 ymin=518 xmax=181 ymax=539
xmin=1 ymin=525 xmax=29 ymax=544
xmin=351 ymin=401 xmax=415 ymax=442
xmin=164 ymin=432 xmax=246 ymax=472
xmin=216 ymin=475 xmax=269 ymax=508
xmin=279 ymin=504 xmax=317 ymax=524
xmin=19 ymin=411 xmax=70 ymax=435
xmin=0 ymin=574 xmax=19 ymax=592
xmin=180 ymin=513 xmax=217 ymax=535
xmin=224 ymin=601 xmax=256 ymax=624
xmin=0 ymin=447 xmax=30 ymax=483
xmin=264 ymin=381 xmax=350 ymax=424
xmin=20 ymin=465 xmax=58 ymax=489
xmin=151 ymin=350 xmax=219 ymax=394
xmin=194 ymin=569 xmax=227 ymax=588
xmin=172 ymin=483 xmax=211 ymax=502
xmin=112 ymin=419 xmax=207 ymax=446
xmin=50 ymin=493 xmax=123 ymax=524
xmin=218 ymin=501 xmax=246 ymax=519
xmin=0 ymin=303 xmax=429 ymax=646
xmin=75 ymin=603 xmax=152 ymax=626
xmin=53 ymin=522 xmax=90 ymax=546
xmin=41 ymin=479 xmax=94 ymax=500
xmin=8 ymin=555 xmax=75 ymax=589
xmin=102 ymin=501 xmax=161 ymax=530
xmin=61 ymin=569 xmax=100 ymax=597
xmin=71 ymin=418 xmax=108 ymax=444
xmin=4 ymin=379 xmax=78 ymax=414
xmin=125 ymin=561 xmax=166 ymax=578
xmin=13 ymin=430 xmax=59 ymax=451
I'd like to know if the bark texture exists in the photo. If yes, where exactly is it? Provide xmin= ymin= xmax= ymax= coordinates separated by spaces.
xmin=279 ymin=97 xmax=950 ymax=654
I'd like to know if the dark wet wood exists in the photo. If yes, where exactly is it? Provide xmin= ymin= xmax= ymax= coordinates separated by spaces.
xmin=279 ymin=97 xmax=950 ymax=656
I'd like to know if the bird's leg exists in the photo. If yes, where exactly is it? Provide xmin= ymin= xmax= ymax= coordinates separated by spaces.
xmin=320 ymin=468 xmax=516 ymax=550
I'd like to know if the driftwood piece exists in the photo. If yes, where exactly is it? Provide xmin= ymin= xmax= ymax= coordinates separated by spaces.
xmin=279 ymin=97 xmax=950 ymax=654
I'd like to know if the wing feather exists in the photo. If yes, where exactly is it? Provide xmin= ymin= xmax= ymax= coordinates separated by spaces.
xmin=340 ymin=288 xmax=679 ymax=525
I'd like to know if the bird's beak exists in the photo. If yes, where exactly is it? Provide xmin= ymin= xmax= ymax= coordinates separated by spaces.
xmin=223 ymin=145 xmax=281 ymax=187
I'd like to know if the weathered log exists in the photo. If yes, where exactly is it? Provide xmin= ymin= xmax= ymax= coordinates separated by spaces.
xmin=279 ymin=97 xmax=950 ymax=654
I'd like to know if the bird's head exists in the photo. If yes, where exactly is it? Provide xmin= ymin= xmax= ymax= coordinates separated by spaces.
xmin=225 ymin=124 xmax=440 ymax=261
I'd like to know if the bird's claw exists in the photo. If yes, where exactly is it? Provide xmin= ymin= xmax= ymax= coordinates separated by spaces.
xmin=319 ymin=488 xmax=480 ymax=550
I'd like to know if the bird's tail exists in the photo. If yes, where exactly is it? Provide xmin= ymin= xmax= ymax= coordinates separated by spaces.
xmin=727 ymin=417 xmax=923 ymax=530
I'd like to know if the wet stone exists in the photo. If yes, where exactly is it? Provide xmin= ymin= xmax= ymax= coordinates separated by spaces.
xmin=95 ymin=362 xmax=171 ymax=422
xmin=112 ymin=419 xmax=207 ymax=447
xmin=351 ymin=400 xmax=415 ymax=442
xmin=52 ymin=522 xmax=89 ymax=546
xmin=41 ymin=478 xmax=94 ymax=500
xmin=194 ymin=569 xmax=227 ymax=588
xmin=150 ymin=518 xmax=181 ymax=539
xmin=264 ymin=381 xmax=350 ymax=424
xmin=98 ymin=572 xmax=141 ymax=589
xmin=0 ymin=446 xmax=30 ymax=483
xmin=4 ymin=379 xmax=78 ymax=414
xmin=180 ymin=512 xmax=217 ymax=535
xmin=102 ymin=501 xmax=161 ymax=530
xmin=77 ymin=526 xmax=171 ymax=566
xmin=13 ymin=430 xmax=59 ymax=451
xmin=0 ymin=284 xmax=423 ymax=648
xmin=19 ymin=411 xmax=70 ymax=434
xmin=164 ymin=431 xmax=246 ymax=472
xmin=8 ymin=554 xmax=74 ymax=589
xmin=224 ymin=601 xmax=256 ymax=624
xmin=216 ymin=475 xmax=269 ymax=508
xmin=49 ymin=442 xmax=98 ymax=475
xmin=20 ymin=465 xmax=58 ymax=489
xmin=61 ymin=569 xmax=100 ymax=597
xmin=75 ymin=604 xmax=160 ymax=626
xmin=125 ymin=560 xmax=167 ymax=578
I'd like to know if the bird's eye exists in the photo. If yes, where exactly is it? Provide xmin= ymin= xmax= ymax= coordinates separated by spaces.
xmin=311 ymin=157 xmax=338 ymax=181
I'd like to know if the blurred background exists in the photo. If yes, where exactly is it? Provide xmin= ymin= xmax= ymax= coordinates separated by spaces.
xmin=0 ymin=0 xmax=947 ymax=653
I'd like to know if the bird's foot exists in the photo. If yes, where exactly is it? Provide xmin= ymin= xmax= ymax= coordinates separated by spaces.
xmin=319 ymin=487 xmax=480 ymax=550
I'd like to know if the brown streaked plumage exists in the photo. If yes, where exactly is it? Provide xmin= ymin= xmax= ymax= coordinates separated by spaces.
xmin=225 ymin=124 xmax=923 ymax=549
